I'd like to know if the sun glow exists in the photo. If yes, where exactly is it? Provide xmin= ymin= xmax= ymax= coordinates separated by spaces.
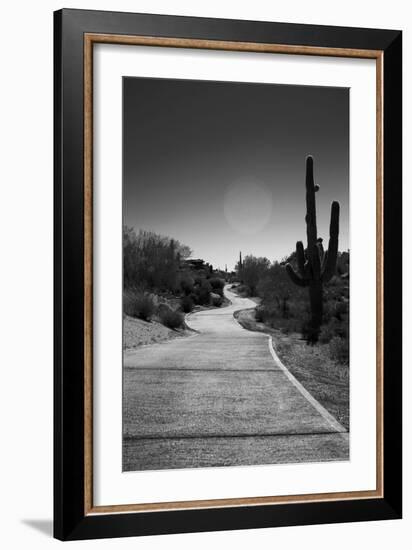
xmin=223 ymin=180 xmax=273 ymax=235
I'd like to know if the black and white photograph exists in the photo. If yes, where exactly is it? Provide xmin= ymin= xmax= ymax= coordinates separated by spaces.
xmin=122 ymin=76 xmax=350 ymax=472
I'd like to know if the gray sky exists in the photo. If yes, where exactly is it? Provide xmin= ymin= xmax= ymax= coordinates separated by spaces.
xmin=123 ymin=77 xmax=349 ymax=270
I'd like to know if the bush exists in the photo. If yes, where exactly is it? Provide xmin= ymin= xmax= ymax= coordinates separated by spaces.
xmin=180 ymin=295 xmax=194 ymax=313
xmin=188 ymin=292 xmax=198 ymax=305
xmin=196 ymin=287 xmax=211 ymax=305
xmin=255 ymin=306 xmax=265 ymax=322
xmin=211 ymin=293 xmax=223 ymax=307
xmin=156 ymin=303 xmax=170 ymax=316
xmin=123 ymin=227 xmax=192 ymax=292
xmin=319 ymin=318 xmax=341 ymax=343
xmin=239 ymin=255 xmax=270 ymax=295
xmin=209 ymin=277 xmax=225 ymax=291
xmin=334 ymin=300 xmax=349 ymax=321
xmin=201 ymin=279 xmax=212 ymax=292
xmin=179 ymin=274 xmax=195 ymax=295
xmin=237 ymin=284 xmax=251 ymax=297
xmin=159 ymin=306 xmax=184 ymax=329
xmin=123 ymin=291 xmax=155 ymax=321
xmin=215 ymin=288 xmax=224 ymax=297
xmin=193 ymin=280 xmax=211 ymax=305
xmin=329 ymin=336 xmax=349 ymax=364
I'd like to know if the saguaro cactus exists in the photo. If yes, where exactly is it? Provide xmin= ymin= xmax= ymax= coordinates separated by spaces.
xmin=286 ymin=156 xmax=340 ymax=343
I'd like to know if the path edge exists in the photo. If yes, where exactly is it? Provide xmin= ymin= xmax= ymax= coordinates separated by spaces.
xmin=267 ymin=336 xmax=348 ymax=434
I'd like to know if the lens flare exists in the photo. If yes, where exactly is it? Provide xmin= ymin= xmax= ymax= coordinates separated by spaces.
xmin=223 ymin=180 xmax=272 ymax=235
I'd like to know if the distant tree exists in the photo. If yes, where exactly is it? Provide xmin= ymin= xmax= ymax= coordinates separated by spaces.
xmin=239 ymin=255 xmax=270 ymax=295
xmin=177 ymin=243 xmax=192 ymax=260
xmin=123 ymin=226 xmax=192 ymax=292
xmin=257 ymin=262 xmax=304 ymax=318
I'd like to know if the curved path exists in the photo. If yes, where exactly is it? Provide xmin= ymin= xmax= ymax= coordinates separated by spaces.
xmin=123 ymin=286 xmax=349 ymax=471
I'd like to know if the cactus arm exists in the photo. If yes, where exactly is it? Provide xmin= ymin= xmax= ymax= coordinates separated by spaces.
xmin=322 ymin=201 xmax=340 ymax=283
xmin=303 ymin=260 xmax=310 ymax=279
xmin=285 ymin=263 xmax=309 ymax=287
xmin=296 ymin=241 xmax=306 ymax=277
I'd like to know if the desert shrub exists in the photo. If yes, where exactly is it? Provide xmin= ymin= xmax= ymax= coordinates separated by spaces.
xmin=196 ymin=286 xmax=211 ymax=305
xmin=329 ymin=336 xmax=349 ymax=364
xmin=319 ymin=318 xmax=341 ymax=343
xmin=123 ymin=226 xmax=192 ymax=292
xmin=334 ymin=300 xmax=348 ymax=321
xmin=187 ymin=292 xmax=198 ymax=305
xmin=282 ymin=318 xmax=303 ymax=333
xmin=209 ymin=279 xmax=224 ymax=297
xmin=259 ymin=305 xmax=275 ymax=323
xmin=255 ymin=306 xmax=265 ymax=322
xmin=123 ymin=291 xmax=155 ymax=321
xmin=238 ymin=255 xmax=270 ymax=295
xmin=209 ymin=277 xmax=225 ymax=291
xmin=211 ymin=293 xmax=223 ymax=307
xmin=337 ymin=251 xmax=350 ymax=276
xmin=290 ymin=299 xmax=309 ymax=319
xmin=193 ymin=279 xmax=212 ymax=305
xmin=154 ymin=303 xmax=169 ymax=319
xmin=158 ymin=306 xmax=184 ymax=329
xmin=202 ymin=279 xmax=212 ymax=292
xmin=123 ymin=291 xmax=135 ymax=317
xmin=319 ymin=326 xmax=334 ymax=344
xmin=180 ymin=295 xmax=194 ymax=313
xmin=237 ymin=284 xmax=251 ymax=297
xmin=257 ymin=263 xmax=307 ymax=318
xmin=179 ymin=274 xmax=195 ymax=295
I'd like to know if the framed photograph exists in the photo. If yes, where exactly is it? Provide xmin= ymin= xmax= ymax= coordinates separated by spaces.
xmin=54 ymin=9 xmax=402 ymax=541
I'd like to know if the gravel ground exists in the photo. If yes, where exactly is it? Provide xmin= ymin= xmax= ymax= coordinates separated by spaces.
xmin=123 ymin=315 xmax=190 ymax=350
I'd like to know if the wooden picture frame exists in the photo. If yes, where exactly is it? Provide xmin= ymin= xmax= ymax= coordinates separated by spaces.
xmin=54 ymin=8 xmax=402 ymax=540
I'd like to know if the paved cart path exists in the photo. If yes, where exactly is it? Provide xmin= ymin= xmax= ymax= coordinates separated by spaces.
xmin=123 ymin=286 xmax=349 ymax=470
